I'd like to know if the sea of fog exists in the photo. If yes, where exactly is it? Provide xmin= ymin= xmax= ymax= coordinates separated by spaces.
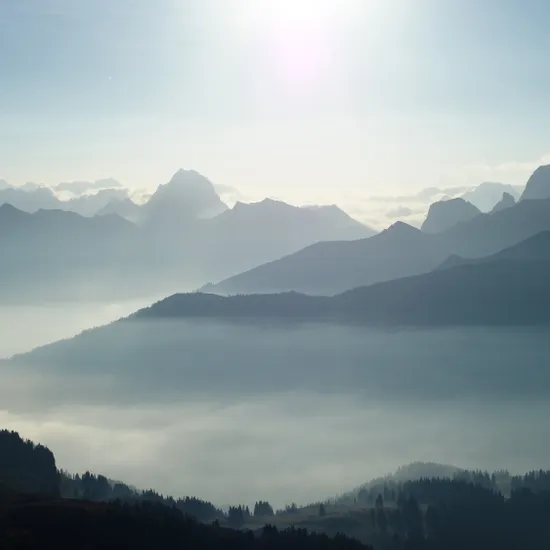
xmin=0 ymin=298 xmax=161 ymax=358
xmin=1 ymin=311 xmax=550 ymax=508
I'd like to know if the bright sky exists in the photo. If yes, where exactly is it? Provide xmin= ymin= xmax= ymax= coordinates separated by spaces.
xmin=1 ymin=0 xmax=550 ymax=200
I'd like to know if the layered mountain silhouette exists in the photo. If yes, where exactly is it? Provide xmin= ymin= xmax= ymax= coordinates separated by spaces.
xmin=490 ymin=192 xmax=516 ymax=213
xmin=520 ymin=164 xmax=550 ymax=200
xmin=96 ymin=197 xmax=142 ymax=221
xmin=14 ymin=233 xmax=550 ymax=349
xmin=0 ymin=204 xmax=136 ymax=301
xmin=460 ymin=182 xmax=521 ymax=212
xmin=437 ymin=230 xmax=550 ymax=270
xmin=0 ymin=170 xmax=375 ymax=302
xmin=0 ymin=184 xmax=132 ymax=217
xmin=421 ymin=198 xmax=481 ymax=233
xmin=204 ymin=185 xmax=550 ymax=296
xmin=201 ymin=222 xmax=448 ymax=296
xmin=141 ymin=169 xmax=229 ymax=224
xmin=0 ymin=186 xmax=60 ymax=212
xmin=134 ymin=254 xmax=550 ymax=326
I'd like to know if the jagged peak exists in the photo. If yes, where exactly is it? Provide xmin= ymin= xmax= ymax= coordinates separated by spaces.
xmin=490 ymin=192 xmax=516 ymax=213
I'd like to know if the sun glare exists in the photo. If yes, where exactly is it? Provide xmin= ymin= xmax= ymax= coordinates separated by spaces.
xmin=232 ymin=0 xmax=364 ymax=93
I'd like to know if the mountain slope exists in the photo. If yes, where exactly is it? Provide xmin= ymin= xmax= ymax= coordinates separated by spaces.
xmin=142 ymin=169 xmax=228 ymax=224
xmin=196 ymin=199 xmax=375 ymax=282
xmin=0 ymin=205 xmax=137 ymax=301
xmin=421 ymin=198 xmax=481 ymax=233
xmin=438 ymin=230 xmax=550 ymax=270
xmin=204 ymin=194 xmax=550 ymax=296
xmin=521 ymin=164 xmax=550 ymax=200
xmin=490 ymin=192 xmax=516 ymax=213
xmin=202 ymin=222 xmax=444 ymax=296
xmin=0 ymin=190 xmax=375 ymax=303
xmin=461 ymin=182 xmax=521 ymax=212
xmin=152 ymin=257 xmax=550 ymax=326
xmin=96 ymin=197 xmax=141 ymax=221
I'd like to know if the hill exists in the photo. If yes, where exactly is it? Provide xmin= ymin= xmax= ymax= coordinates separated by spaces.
xmin=2 ymin=430 xmax=550 ymax=549
xmin=144 ymin=259 xmax=550 ymax=326
xmin=0 ymin=430 xmax=59 ymax=498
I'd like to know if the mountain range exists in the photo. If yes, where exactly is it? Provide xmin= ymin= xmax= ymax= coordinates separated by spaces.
xmin=138 ymin=237 xmax=550 ymax=326
xmin=0 ymin=170 xmax=374 ymax=302
xmin=4 ymin=164 xmax=550 ymax=304
xmin=204 ymin=165 xmax=550 ymax=296
xmin=10 ymin=229 xmax=550 ymax=379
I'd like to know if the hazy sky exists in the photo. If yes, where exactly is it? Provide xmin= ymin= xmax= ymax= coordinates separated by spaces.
xmin=2 ymin=0 xmax=550 ymax=200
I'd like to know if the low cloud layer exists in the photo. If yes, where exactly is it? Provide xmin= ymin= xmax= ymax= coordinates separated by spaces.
xmin=2 ymin=315 xmax=550 ymax=507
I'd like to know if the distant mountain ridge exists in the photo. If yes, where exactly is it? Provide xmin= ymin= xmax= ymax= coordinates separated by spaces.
xmin=0 ymin=170 xmax=375 ymax=302
xmin=137 ymin=243 xmax=550 ymax=326
xmin=490 ymin=192 xmax=516 ymax=213
xmin=461 ymin=181 xmax=521 ymax=212
xmin=202 ymin=221 xmax=441 ymax=296
xmin=521 ymin=164 xmax=550 ymax=200
xmin=204 ymin=183 xmax=550 ymax=296
xmin=421 ymin=198 xmax=481 ymax=233
xmin=141 ymin=169 xmax=229 ymax=223
xmin=437 ymin=230 xmax=550 ymax=270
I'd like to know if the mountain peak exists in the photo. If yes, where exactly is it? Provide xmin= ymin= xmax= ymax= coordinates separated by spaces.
xmin=491 ymin=192 xmax=516 ymax=214
xmin=460 ymin=182 xmax=520 ymax=212
xmin=0 ymin=202 xmax=24 ymax=214
xmin=521 ymin=164 xmax=550 ymax=201
xmin=143 ymin=169 xmax=228 ymax=222
xmin=421 ymin=198 xmax=481 ymax=233
xmin=0 ymin=203 xmax=30 ymax=225
xmin=386 ymin=220 xmax=419 ymax=233
xmin=377 ymin=221 xmax=423 ymax=243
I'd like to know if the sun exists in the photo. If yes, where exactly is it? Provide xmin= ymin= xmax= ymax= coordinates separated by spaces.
xmin=233 ymin=0 xmax=362 ymax=90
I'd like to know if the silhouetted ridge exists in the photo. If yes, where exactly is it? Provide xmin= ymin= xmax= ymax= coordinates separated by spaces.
xmin=436 ymin=230 xmax=550 ymax=270
xmin=461 ymin=181 xmax=520 ymax=211
xmin=490 ymin=191 xmax=516 ymax=213
xmin=143 ymin=169 xmax=228 ymax=221
xmin=133 ymin=252 xmax=550 ymax=326
xmin=0 ymin=203 xmax=30 ymax=226
xmin=421 ymin=198 xmax=481 ymax=233
xmin=521 ymin=164 xmax=550 ymax=200
xmin=135 ymin=292 xmax=330 ymax=319
xmin=0 ymin=430 xmax=59 ymax=498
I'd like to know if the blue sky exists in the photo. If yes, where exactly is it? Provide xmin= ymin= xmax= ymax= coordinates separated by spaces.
xmin=1 ymin=0 xmax=550 ymax=199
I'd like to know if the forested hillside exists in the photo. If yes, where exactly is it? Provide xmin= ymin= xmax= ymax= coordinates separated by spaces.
xmin=2 ymin=430 xmax=550 ymax=549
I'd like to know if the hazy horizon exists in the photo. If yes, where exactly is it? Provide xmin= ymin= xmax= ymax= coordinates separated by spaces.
xmin=3 ymin=2 xmax=550 ymax=540
xmin=2 ymin=0 xmax=550 ymax=202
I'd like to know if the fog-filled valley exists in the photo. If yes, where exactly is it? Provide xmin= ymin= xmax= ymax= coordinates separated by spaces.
xmin=6 ymin=2 xmax=550 ymax=547
xmin=3 ymin=163 xmax=550 ymax=513
xmin=3 ymin=319 xmax=550 ymax=507
xmin=0 ymin=299 xmax=159 ymax=358
xmin=3 ymin=163 xmax=550 ymax=550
